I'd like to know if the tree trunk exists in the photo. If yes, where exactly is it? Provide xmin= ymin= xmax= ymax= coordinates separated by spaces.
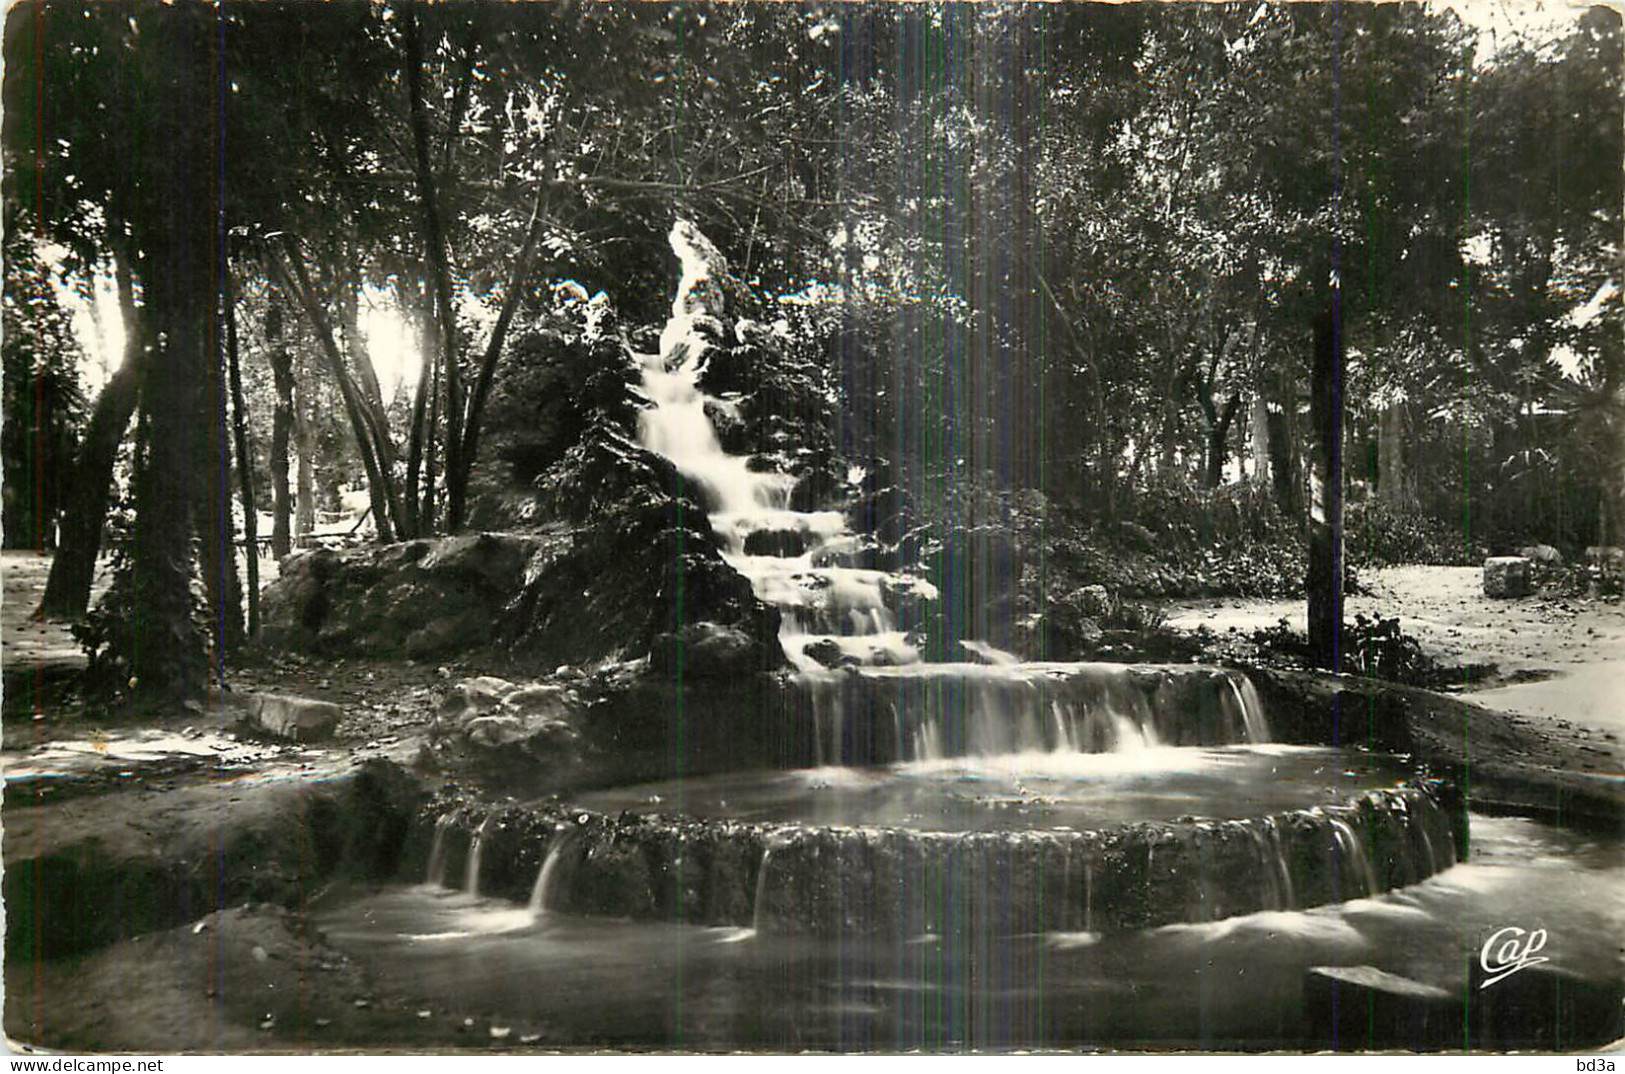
xmin=1377 ymin=402 xmax=1411 ymax=507
xmin=1202 ymin=393 xmax=1241 ymax=488
xmin=1307 ymin=301 xmax=1345 ymax=673
xmin=195 ymin=298 xmax=243 ymax=663
xmin=1158 ymin=395 xmax=1182 ymax=478
xmin=295 ymin=391 xmax=316 ymax=544
xmin=127 ymin=2 xmax=216 ymax=702
xmin=451 ymin=190 xmax=548 ymax=526
xmin=400 ymin=280 xmax=432 ymax=538
xmin=1602 ymin=370 xmax=1625 ymax=548
xmin=1249 ymin=392 xmax=1272 ymax=489
xmin=337 ymin=277 xmax=398 ymax=474
xmin=226 ymin=272 xmax=260 ymax=638
xmin=268 ymin=304 xmax=294 ymax=559
xmin=38 ymin=255 xmax=142 ymax=619
xmin=270 ymin=247 xmax=399 ymax=542
xmin=421 ymin=304 xmax=442 ymax=532
xmin=1268 ymin=362 xmax=1301 ymax=516
xmin=405 ymin=7 xmax=466 ymax=531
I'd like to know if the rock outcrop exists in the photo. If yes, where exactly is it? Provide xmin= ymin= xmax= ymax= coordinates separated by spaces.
xmin=259 ymin=532 xmax=569 ymax=658
xmin=427 ymin=676 xmax=584 ymax=781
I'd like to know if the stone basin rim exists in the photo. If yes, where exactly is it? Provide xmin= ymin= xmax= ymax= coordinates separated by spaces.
xmin=489 ymin=778 xmax=1458 ymax=841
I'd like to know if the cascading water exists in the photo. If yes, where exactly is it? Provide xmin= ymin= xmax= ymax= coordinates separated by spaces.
xmin=1327 ymin=815 xmax=1381 ymax=898
xmin=636 ymin=221 xmax=936 ymax=676
xmin=750 ymin=847 xmax=776 ymax=934
xmin=635 ymin=221 xmax=1271 ymax=761
xmin=528 ymin=833 xmax=576 ymax=918
xmin=424 ymin=812 xmax=455 ymax=888
xmin=464 ymin=814 xmax=496 ymax=897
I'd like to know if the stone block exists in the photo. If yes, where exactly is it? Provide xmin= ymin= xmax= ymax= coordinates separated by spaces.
xmin=1517 ymin=543 xmax=1563 ymax=568
xmin=1483 ymin=556 xmax=1532 ymax=598
xmin=239 ymin=692 xmax=342 ymax=743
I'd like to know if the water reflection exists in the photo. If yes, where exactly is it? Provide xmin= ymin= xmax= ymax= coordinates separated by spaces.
xmin=574 ymin=745 xmax=1416 ymax=831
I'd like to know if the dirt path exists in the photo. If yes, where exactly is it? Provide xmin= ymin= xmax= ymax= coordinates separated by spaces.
xmin=1165 ymin=565 xmax=1625 ymax=736
xmin=0 ymin=551 xmax=89 ymax=679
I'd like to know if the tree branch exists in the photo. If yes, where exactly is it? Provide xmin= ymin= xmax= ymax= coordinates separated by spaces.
xmin=456 ymin=188 xmax=549 ymax=506
xmin=404 ymin=5 xmax=466 ymax=531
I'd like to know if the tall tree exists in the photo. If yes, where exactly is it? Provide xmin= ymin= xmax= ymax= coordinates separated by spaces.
xmin=226 ymin=270 xmax=260 ymax=636
xmin=124 ymin=1 xmax=221 ymax=699
xmin=2 ymin=230 xmax=85 ymax=553
xmin=266 ymin=301 xmax=295 ymax=559
xmin=36 ymin=250 xmax=139 ymax=617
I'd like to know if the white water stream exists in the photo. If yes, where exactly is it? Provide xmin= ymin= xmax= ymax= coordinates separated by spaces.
xmin=635 ymin=221 xmax=935 ymax=673
xmin=632 ymin=221 xmax=1272 ymax=759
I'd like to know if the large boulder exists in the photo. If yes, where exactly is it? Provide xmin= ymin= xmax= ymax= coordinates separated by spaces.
xmin=432 ymin=677 xmax=584 ymax=766
xmin=648 ymin=621 xmax=777 ymax=680
xmin=1073 ymin=584 xmax=1112 ymax=619
xmin=1517 ymin=543 xmax=1563 ymax=568
xmin=514 ymin=430 xmax=785 ymax=670
xmin=259 ymin=532 xmax=569 ymax=659
xmin=1483 ymin=555 xmax=1533 ymax=598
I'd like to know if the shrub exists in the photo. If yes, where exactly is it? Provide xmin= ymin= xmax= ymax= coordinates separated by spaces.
xmin=1347 ymin=500 xmax=1478 ymax=567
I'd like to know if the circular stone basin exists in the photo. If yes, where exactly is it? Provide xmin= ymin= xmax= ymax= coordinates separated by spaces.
xmin=574 ymin=745 xmax=1416 ymax=832
xmin=427 ymin=745 xmax=1466 ymax=939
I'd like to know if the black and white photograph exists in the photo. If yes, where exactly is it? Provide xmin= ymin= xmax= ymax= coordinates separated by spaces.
xmin=1 ymin=0 xmax=1622 ymax=1055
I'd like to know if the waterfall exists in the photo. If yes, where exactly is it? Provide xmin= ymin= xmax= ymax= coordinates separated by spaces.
xmin=636 ymin=219 xmax=1276 ymax=764
xmin=961 ymin=639 xmax=1020 ymax=666
xmin=792 ymin=662 xmax=1270 ymax=765
xmin=636 ymin=220 xmax=934 ymax=675
xmin=425 ymin=813 xmax=455 ymax=888
xmin=1247 ymin=824 xmax=1282 ymax=911
xmin=443 ymin=780 xmax=1457 ymax=936
xmin=1414 ymin=792 xmax=1456 ymax=875
xmin=1224 ymin=674 xmax=1272 ymax=744
xmin=1327 ymin=815 xmax=1381 ymax=898
xmin=529 ymin=834 xmax=576 ymax=917
xmin=750 ymin=847 xmax=776 ymax=934
xmin=1082 ymin=850 xmax=1095 ymax=933
xmin=465 ymin=814 xmax=496 ymax=897
xmin=1264 ymin=817 xmax=1296 ymax=910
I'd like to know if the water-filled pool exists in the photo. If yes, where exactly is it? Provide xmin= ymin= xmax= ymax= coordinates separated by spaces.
xmin=572 ymin=745 xmax=1419 ymax=832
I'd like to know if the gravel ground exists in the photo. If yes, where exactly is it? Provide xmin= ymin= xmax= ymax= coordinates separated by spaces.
xmin=1165 ymin=565 xmax=1625 ymax=736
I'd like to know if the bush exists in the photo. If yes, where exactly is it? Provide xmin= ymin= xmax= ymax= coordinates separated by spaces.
xmin=1343 ymin=613 xmax=1433 ymax=683
xmin=72 ymin=539 xmax=214 ymax=706
xmin=1347 ymin=500 xmax=1478 ymax=567
xmin=1212 ymin=613 xmax=1495 ymax=688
